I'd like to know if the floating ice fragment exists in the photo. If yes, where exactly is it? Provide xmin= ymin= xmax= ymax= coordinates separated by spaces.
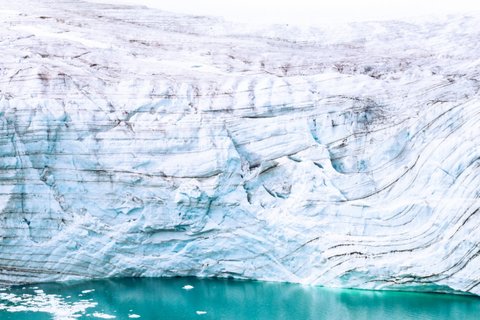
xmin=182 ymin=285 xmax=194 ymax=290
xmin=92 ymin=312 xmax=116 ymax=319
xmin=81 ymin=289 xmax=95 ymax=294
xmin=128 ymin=314 xmax=141 ymax=318
xmin=0 ymin=289 xmax=97 ymax=317
xmin=196 ymin=310 xmax=207 ymax=315
xmin=8 ymin=306 xmax=29 ymax=312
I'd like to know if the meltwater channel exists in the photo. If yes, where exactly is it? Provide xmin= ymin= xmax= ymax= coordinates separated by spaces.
xmin=0 ymin=277 xmax=479 ymax=319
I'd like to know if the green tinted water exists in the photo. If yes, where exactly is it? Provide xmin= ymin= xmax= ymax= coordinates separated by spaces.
xmin=0 ymin=277 xmax=479 ymax=319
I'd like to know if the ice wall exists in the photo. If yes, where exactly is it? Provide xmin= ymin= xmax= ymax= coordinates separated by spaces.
xmin=0 ymin=0 xmax=479 ymax=294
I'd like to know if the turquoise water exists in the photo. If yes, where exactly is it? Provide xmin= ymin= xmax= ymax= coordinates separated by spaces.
xmin=0 ymin=277 xmax=479 ymax=319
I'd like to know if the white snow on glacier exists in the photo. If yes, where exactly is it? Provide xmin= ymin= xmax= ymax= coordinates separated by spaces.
xmin=0 ymin=0 xmax=479 ymax=295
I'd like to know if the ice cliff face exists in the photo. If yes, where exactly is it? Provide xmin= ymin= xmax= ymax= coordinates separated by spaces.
xmin=1 ymin=0 xmax=480 ymax=295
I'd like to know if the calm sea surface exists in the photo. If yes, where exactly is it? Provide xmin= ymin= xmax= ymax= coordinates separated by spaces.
xmin=0 ymin=277 xmax=479 ymax=319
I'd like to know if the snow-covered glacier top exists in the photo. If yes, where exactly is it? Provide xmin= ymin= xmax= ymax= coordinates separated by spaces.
xmin=0 ymin=0 xmax=479 ymax=295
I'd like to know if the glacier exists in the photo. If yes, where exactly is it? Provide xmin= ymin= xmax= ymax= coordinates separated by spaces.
xmin=0 ymin=0 xmax=480 ymax=295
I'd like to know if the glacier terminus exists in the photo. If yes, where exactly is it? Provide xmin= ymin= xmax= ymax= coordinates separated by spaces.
xmin=0 ymin=0 xmax=479 ymax=295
